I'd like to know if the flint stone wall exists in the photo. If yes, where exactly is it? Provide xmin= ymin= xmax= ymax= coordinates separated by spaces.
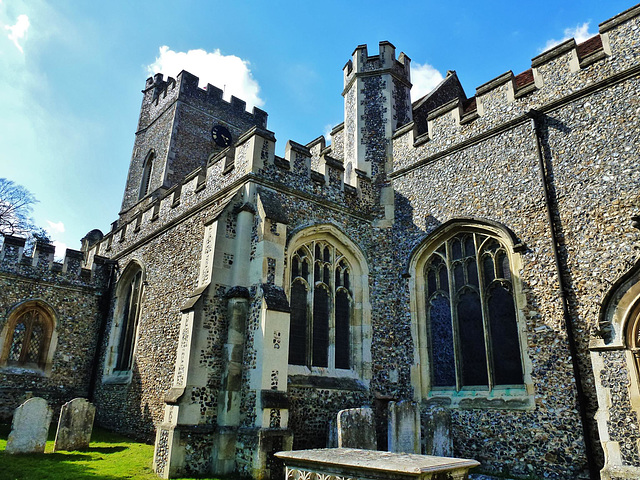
xmin=0 ymin=259 xmax=106 ymax=420
xmin=390 ymin=22 xmax=640 ymax=477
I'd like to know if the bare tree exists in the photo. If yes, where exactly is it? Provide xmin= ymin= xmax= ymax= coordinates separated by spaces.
xmin=0 ymin=178 xmax=39 ymax=237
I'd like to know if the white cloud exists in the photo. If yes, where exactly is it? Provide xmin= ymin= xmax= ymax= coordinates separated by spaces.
xmin=324 ymin=123 xmax=334 ymax=144
xmin=411 ymin=62 xmax=445 ymax=101
xmin=5 ymin=14 xmax=29 ymax=53
xmin=542 ymin=22 xmax=594 ymax=52
xmin=45 ymin=221 xmax=66 ymax=260
xmin=46 ymin=220 xmax=65 ymax=234
xmin=52 ymin=240 xmax=67 ymax=261
xmin=147 ymin=46 xmax=264 ymax=110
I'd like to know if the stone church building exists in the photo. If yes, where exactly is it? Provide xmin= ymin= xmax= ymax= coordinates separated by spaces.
xmin=2 ymin=4 xmax=640 ymax=480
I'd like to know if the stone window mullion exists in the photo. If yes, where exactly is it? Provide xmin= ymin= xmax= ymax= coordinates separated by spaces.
xmin=18 ymin=312 xmax=35 ymax=365
xmin=445 ymin=239 xmax=463 ymax=391
xmin=288 ymin=236 xmax=357 ymax=372
xmin=475 ymin=234 xmax=495 ymax=391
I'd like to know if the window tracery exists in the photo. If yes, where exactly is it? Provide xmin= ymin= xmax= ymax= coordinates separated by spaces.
xmin=423 ymin=231 xmax=524 ymax=392
xmin=1 ymin=302 xmax=55 ymax=371
xmin=105 ymin=262 xmax=144 ymax=381
xmin=289 ymin=240 xmax=353 ymax=370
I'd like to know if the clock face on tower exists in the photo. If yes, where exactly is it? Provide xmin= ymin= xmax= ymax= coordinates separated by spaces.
xmin=211 ymin=124 xmax=233 ymax=148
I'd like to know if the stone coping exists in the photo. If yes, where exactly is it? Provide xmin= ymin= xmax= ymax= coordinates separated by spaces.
xmin=275 ymin=448 xmax=479 ymax=475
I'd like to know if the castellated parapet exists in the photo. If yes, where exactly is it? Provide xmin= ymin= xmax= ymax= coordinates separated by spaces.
xmin=0 ymin=235 xmax=111 ymax=289
xmin=88 ymin=122 xmax=376 ymax=261
xmin=391 ymin=4 xmax=640 ymax=175
xmin=341 ymin=41 xmax=411 ymax=227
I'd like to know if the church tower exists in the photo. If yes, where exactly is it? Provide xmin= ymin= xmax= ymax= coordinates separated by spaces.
xmin=119 ymin=71 xmax=267 ymax=217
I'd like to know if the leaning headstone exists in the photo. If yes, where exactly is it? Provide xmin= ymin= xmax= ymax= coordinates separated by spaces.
xmin=388 ymin=400 xmax=421 ymax=453
xmin=337 ymin=407 xmax=376 ymax=450
xmin=54 ymin=398 xmax=96 ymax=451
xmin=423 ymin=407 xmax=452 ymax=457
xmin=5 ymin=397 xmax=53 ymax=454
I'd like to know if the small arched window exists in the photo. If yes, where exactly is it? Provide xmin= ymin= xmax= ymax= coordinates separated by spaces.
xmin=139 ymin=151 xmax=154 ymax=200
xmin=1 ymin=301 xmax=55 ymax=371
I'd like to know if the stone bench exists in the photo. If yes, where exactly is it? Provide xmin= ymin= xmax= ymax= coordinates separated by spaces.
xmin=275 ymin=448 xmax=479 ymax=480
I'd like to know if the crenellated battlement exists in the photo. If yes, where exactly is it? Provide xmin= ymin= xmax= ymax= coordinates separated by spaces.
xmin=343 ymin=41 xmax=411 ymax=89
xmin=140 ymin=71 xmax=267 ymax=131
xmin=0 ymin=235 xmax=112 ymax=289
xmin=391 ymin=4 xmax=640 ymax=175
xmin=88 ymin=125 xmax=377 ymax=260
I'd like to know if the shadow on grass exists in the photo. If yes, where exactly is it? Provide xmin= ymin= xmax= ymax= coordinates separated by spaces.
xmin=0 ymin=453 xmax=129 ymax=480
xmin=83 ymin=445 xmax=128 ymax=454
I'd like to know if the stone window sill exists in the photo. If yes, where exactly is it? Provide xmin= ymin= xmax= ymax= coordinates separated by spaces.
xmin=425 ymin=386 xmax=534 ymax=410
xmin=0 ymin=365 xmax=46 ymax=377
xmin=102 ymin=370 xmax=133 ymax=385
xmin=288 ymin=372 xmax=367 ymax=391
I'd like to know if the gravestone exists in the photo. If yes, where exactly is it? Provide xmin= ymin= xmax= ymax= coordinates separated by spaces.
xmin=327 ymin=417 xmax=338 ymax=448
xmin=423 ymin=407 xmax=452 ymax=457
xmin=54 ymin=398 xmax=96 ymax=451
xmin=5 ymin=397 xmax=53 ymax=454
xmin=337 ymin=407 xmax=376 ymax=450
xmin=388 ymin=400 xmax=421 ymax=454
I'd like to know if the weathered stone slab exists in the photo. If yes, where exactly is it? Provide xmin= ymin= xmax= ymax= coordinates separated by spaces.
xmin=388 ymin=400 xmax=421 ymax=454
xmin=54 ymin=398 xmax=96 ymax=451
xmin=337 ymin=407 xmax=376 ymax=450
xmin=423 ymin=407 xmax=452 ymax=457
xmin=5 ymin=397 xmax=53 ymax=454
xmin=275 ymin=448 xmax=480 ymax=480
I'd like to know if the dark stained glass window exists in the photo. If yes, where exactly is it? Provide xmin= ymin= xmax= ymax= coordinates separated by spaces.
xmin=312 ymin=286 xmax=329 ymax=367
xmin=335 ymin=289 xmax=351 ymax=369
xmin=424 ymin=231 xmax=524 ymax=391
xmin=488 ymin=284 xmax=523 ymax=385
xmin=429 ymin=295 xmax=455 ymax=387
xmin=289 ymin=281 xmax=308 ymax=365
xmin=458 ymin=289 xmax=488 ymax=386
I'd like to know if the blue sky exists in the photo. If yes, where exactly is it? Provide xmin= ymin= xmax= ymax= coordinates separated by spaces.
xmin=0 ymin=0 xmax=635 ymax=256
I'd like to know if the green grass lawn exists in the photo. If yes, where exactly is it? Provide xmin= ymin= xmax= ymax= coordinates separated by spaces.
xmin=0 ymin=423 xmax=221 ymax=480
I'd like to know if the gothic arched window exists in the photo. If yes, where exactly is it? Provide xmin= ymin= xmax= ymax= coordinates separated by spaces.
xmin=105 ymin=262 xmax=144 ymax=380
xmin=289 ymin=240 xmax=353 ymax=369
xmin=139 ymin=151 xmax=154 ymax=200
xmin=411 ymin=222 xmax=530 ymax=404
xmin=1 ymin=301 xmax=55 ymax=372
xmin=424 ymin=232 xmax=523 ymax=389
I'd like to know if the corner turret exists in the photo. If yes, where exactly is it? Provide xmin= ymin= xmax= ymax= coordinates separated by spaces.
xmin=341 ymin=41 xmax=412 ymax=225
